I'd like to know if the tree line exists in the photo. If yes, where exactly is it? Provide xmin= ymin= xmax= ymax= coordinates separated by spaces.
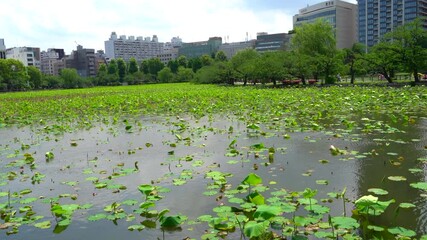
xmin=1 ymin=19 xmax=426 ymax=91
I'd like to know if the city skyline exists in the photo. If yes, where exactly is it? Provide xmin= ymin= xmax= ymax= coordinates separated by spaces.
xmin=1 ymin=0 xmax=356 ymax=54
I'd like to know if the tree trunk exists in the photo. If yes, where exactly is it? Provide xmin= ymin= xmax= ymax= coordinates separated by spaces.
xmin=301 ymin=76 xmax=306 ymax=85
xmin=413 ymin=69 xmax=420 ymax=83
xmin=350 ymin=64 xmax=355 ymax=84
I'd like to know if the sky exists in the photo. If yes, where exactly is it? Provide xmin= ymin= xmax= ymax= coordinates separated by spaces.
xmin=1 ymin=0 xmax=357 ymax=54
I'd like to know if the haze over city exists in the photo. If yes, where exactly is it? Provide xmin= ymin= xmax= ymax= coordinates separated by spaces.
xmin=1 ymin=0 xmax=356 ymax=53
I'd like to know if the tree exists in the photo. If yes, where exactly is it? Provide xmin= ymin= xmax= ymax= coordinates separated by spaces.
xmin=140 ymin=60 xmax=149 ymax=74
xmin=200 ymin=54 xmax=213 ymax=66
xmin=167 ymin=59 xmax=179 ymax=74
xmin=363 ymin=42 xmax=401 ymax=83
xmin=291 ymin=20 xmax=340 ymax=84
xmin=283 ymin=51 xmax=313 ymax=85
xmin=343 ymin=43 xmax=365 ymax=84
xmin=230 ymin=49 xmax=258 ymax=85
xmin=188 ymin=57 xmax=202 ymax=73
xmin=60 ymin=68 xmax=81 ymax=89
xmin=42 ymin=74 xmax=63 ymax=89
xmin=117 ymin=58 xmax=127 ymax=83
xmin=107 ymin=59 xmax=119 ymax=84
xmin=157 ymin=67 xmax=174 ymax=83
xmin=96 ymin=63 xmax=108 ymax=86
xmin=215 ymin=50 xmax=227 ymax=62
xmin=176 ymin=67 xmax=194 ymax=82
xmin=147 ymin=58 xmax=165 ymax=81
xmin=0 ymin=59 xmax=29 ymax=90
xmin=253 ymin=51 xmax=287 ymax=86
xmin=177 ymin=56 xmax=188 ymax=68
xmin=385 ymin=18 xmax=427 ymax=83
xmin=27 ymin=66 xmax=42 ymax=89
xmin=128 ymin=57 xmax=139 ymax=75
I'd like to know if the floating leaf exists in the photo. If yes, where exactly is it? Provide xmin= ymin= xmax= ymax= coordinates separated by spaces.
xmin=244 ymin=221 xmax=268 ymax=238
xmin=316 ymin=180 xmax=328 ymax=185
xmin=410 ymin=182 xmax=427 ymax=190
xmin=331 ymin=216 xmax=359 ymax=229
xmin=368 ymin=188 xmax=389 ymax=196
xmin=253 ymin=205 xmax=282 ymax=220
xmin=367 ymin=225 xmax=385 ymax=232
xmin=34 ymin=221 xmax=51 ymax=229
xmin=399 ymin=203 xmax=416 ymax=209
xmin=20 ymin=197 xmax=38 ymax=204
xmin=128 ymin=225 xmax=145 ymax=231
xmin=409 ymin=168 xmax=423 ymax=173
xmin=388 ymin=176 xmax=407 ymax=182
xmin=388 ymin=227 xmax=416 ymax=237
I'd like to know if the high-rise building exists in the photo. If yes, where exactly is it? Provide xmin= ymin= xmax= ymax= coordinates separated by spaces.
xmin=104 ymin=32 xmax=164 ymax=62
xmin=358 ymin=0 xmax=427 ymax=47
xmin=178 ymin=37 xmax=222 ymax=59
xmin=6 ymin=47 xmax=41 ymax=69
xmin=255 ymin=33 xmax=291 ymax=52
xmin=40 ymin=48 xmax=65 ymax=76
xmin=219 ymin=40 xmax=256 ymax=59
xmin=293 ymin=0 xmax=358 ymax=49
xmin=65 ymin=45 xmax=96 ymax=78
xmin=0 ymin=39 xmax=5 ymax=59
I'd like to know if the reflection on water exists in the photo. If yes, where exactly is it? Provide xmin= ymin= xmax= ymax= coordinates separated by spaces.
xmin=0 ymin=115 xmax=426 ymax=239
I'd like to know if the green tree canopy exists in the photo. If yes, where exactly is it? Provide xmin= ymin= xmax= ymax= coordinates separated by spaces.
xmin=0 ymin=59 xmax=29 ymax=90
xmin=176 ymin=67 xmax=194 ymax=82
xmin=215 ymin=50 xmax=227 ymax=62
xmin=60 ymin=68 xmax=81 ymax=89
xmin=200 ymin=54 xmax=213 ymax=66
xmin=117 ymin=58 xmax=127 ymax=83
xmin=128 ymin=57 xmax=139 ymax=75
xmin=343 ymin=43 xmax=366 ymax=84
xmin=27 ymin=66 xmax=42 ymax=89
xmin=230 ymin=48 xmax=258 ymax=85
xmin=188 ymin=57 xmax=202 ymax=73
xmin=157 ymin=67 xmax=174 ymax=83
xmin=363 ymin=41 xmax=401 ymax=83
xmin=177 ymin=56 xmax=188 ymax=68
xmin=253 ymin=51 xmax=287 ymax=85
xmin=384 ymin=18 xmax=427 ymax=82
xmin=96 ymin=63 xmax=108 ymax=85
xmin=291 ymin=19 xmax=340 ymax=83
xmin=167 ymin=59 xmax=179 ymax=74
xmin=147 ymin=58 xmax=165 ymax=81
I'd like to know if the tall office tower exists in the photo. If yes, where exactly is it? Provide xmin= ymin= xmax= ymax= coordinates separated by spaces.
xmin=358 ymin=0 xmax=427 ymax=47
xmin=65 ymin=45 xmax=96 ymax=78
xmin=294 ymin=0 xmax=358 ymax=49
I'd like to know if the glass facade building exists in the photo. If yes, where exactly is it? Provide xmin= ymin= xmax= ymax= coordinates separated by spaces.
xmin=358 ymin=0 xmax=427 ymax=47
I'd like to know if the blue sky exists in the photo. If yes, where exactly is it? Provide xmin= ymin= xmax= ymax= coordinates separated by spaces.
xmin=1 ymin=0 xmax=356 ymax=54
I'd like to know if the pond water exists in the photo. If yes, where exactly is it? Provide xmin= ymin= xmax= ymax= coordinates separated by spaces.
xmin=1 ymin=114 xmax=427 ymax=239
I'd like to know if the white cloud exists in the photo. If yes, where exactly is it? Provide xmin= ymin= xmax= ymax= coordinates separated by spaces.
xmin=1 ymin=0 xmax=355 ymax=54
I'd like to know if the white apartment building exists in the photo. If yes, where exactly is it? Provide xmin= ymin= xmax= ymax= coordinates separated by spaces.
xmin=6 ymin=47 xmax=41 ymax=69
xmin=104 ymin=32 xmax=164 ymax=62
xmin=293 ymin=0 xmax=357 ymax=49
